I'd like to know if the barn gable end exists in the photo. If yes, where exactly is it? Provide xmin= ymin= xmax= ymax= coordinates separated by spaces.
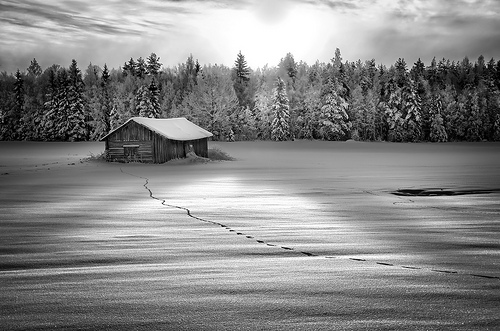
xmin=100 ymin=117 xmax=212 ymax=163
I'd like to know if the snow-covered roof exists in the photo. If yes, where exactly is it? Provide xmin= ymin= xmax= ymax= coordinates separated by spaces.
xmin=100 ymin=117 xmax=213 ymax=141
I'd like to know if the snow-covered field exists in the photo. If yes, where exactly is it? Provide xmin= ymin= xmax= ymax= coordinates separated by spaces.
xmin=1 ymin=140 xmax=499 ymax=330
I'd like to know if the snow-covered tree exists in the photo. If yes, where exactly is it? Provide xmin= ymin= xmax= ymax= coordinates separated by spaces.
xmin=27 ymin=58 xmax=42 ymax=77
xmin=493 ymin=113 xmax=500 ymax=141
xmin=350 ymin=86 xmax=377 ymax=141
xmin=22 ymin=64 xmax=45 ymax=140
xmin=253 ymin=87 xmax=273 ymax=140
xmin=149 ymin=80 xmax=160 ymax=118
xmin=464 ymin=89 xmax=485 ymax=141
xmin=123 ymin=57 xmax=136 ymax=77
xmin=278 ymin=52 xmax=298 ymax=86
xmin=42 ymin=61 xmax=86 ymax=141
xmin=233 ymin=51 xmax=250 ymax=83
xmin=101 ymin=64 xmax=112 ymax=134
xmin=12 ymin=69 xmax=24 ymax=140
xmin=232 ymin=106 xmax=257 ymax=140
xmin=296 ymin=86 xmax=320 ymax=139
xmin=403 ymin=80 xmax=422 ymax=142
xmin=54 ymin=68 xmax=71 ymax=140
xmin=41 ymin=67 xmax=58 ymax=140
xmin=232 ymin=51 xmax=253 ymax=109
xmin=67 ymin=59 xmax=86 ymax=141
xmin=428 ymin=94 xmax=448 ymax=142
xmin=146 ymin=53 xmax=162 ymax=76
xmin=317 ymin=78 xmax=351 ymax=140
xmin=82 ymin=63 xmax=101 ymax=140
xmin=136 ymin=85 xmax=154 ymax=118
xmin=270 ymin=77 xmax=290 ymax=141
xmin=384 ymin=88 xmax=405 ymax=142
xmin=182 ymin=64 xmax=238 ymax=140
xmin=135 ymin=57 xmax=147 ymax=79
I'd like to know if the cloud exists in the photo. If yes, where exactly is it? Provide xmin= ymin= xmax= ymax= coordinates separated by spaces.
xmin=300 ymin=0 xmax=360 ymax=11
xmin=251 ymin=0 xmax=295 ymax=24
xmin=0 ymin=0 xmax=192 ymax=38
xmin=0 ymin=0 xmax=193 ymax=72
xmin=1 ymin=0 xmax=499 ymax=73
xmin=357 ymin=3 xmax=500 ymax=65
xmin=0 ymin=1 xmax=139 ymax=39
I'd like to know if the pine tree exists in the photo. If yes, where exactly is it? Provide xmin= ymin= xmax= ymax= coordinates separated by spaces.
xmin=426 ymin=57 xmax=439 ymax=89
xmin=109 ymin=103 xmax=120 ymax=130
xmin=410 ymin=58 xmax=425 ymax=82
xmin=231 ymin=106 xmax=257 ymax=140
xmin=12 ymin=69 xmax=24 ymax=140
xmin=136 ymin=85 xmax=153 ymax=118
xmin=299 ymin=87 xmax=320 ymax=139
xmin=484 ymin=62 xmax=500 ymax=140
xmin=384 ymin=88 xmax=405 ymax=142
xmin=67 ymin=59 xmax=86 ymax=141
xmin=253 ymin=88 xmax=272 ymax=140
xmin=147 ymin=53 xmax=162 ymax=76
xmin=195 ymin=59 xmax=201 ymax=75
xmin=332 ymin=48 xmax=342 ymax=69
xmin=123 ymin=57 xmax=136 ymax=77
xmin=270 ymin=78 xmax=290 ymax=141
xmin=232 ymin=51 xmax=252 ymax=108
xmin=428 ymin=94 xmax=448 ymax=142
xmin=135 ymin=57 xmax=147 ymax=79
xmin=350 ymin=86 xmax=377 ymax=141
xmin=394 ymin=58 xmax=409 ymax=88
xmin=101 ymin=64 xmax=112 ymax=134
xmin=55 ymin=68 xmax=71 ymax=141
xmin=464 ymin=89 xmax=484 ymax=141
xmin=27 ymin=58 xmax=42 ymax=77
xmin=279 ymin=53 xmax=297 ymax=84
xmin=82 ymin=63 xmax=100 ymax=140
xmin=24 ymin=60 xmax=45 ymax=140
xmin=318 ymin=78 xmax=351 ymax=140
xmin=134 ymin=80 xmax=160 ymax=119
xmin=233 ymin=51 xmax=250 ymax=83
xmin=493 ymin=113 xmax=500 ymax=141
xmin=42 ymin=67 xmax=59 ymax=140
xmin=444 ymin=94 xmax=466 ymax=141
xmin=242 ymin=106 xmax=257 ymax=140
xmin=364 ymin=89 xmax=378 ymax=140
xmin=180 ymin=54 xmax=198 ymax=95
xmin=148 ymin=80 xmax=160 ymax=118
xmin=402 ymin=80 xmax=422 ymax=142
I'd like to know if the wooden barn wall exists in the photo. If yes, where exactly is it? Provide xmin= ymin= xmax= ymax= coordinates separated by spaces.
xmin=105 ymin=121 xmax=153 ymax=162
xmin=152 ymin=134 xmax=209 ymax=163
xmin=191 ymin=138 xmax=209 ymax=158
xmin=109 ymin=121 xmax=153 ymax=141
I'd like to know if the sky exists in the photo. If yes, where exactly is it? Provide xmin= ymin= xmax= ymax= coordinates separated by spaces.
xmin=1 ymin=0 xmax=500 ymax=74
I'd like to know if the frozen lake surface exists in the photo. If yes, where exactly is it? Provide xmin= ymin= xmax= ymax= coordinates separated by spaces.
xmin=1 ymin=141 xmax=499 ymax=330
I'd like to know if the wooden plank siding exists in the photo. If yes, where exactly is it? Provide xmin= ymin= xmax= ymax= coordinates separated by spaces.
xmin=104 ymin=120 xmax=209 ymax=163
xmin=186 ymin=138 xmax=209 ymax=158
xmin=153 ymin=134 xmax=209 ymax=163
xmin=107 ymin=140 xmax=153 ymax=162
xmin=105 ymin=121 xmax=154 ymax=162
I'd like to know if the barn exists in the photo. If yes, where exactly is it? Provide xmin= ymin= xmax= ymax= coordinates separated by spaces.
xmin=100 ymin=117 xmax=213 ymax=163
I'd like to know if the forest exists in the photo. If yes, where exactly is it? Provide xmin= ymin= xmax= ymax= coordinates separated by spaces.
xmin=1 ymin=49 xmax=500 ymax=142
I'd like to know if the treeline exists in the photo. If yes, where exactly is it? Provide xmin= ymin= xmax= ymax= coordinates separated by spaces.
xmin=1 ymin=49 xmax=500 ymax=142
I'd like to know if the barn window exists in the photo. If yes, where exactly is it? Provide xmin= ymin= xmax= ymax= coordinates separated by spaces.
xmin=123 ymin=144 xmax=139 ymax=160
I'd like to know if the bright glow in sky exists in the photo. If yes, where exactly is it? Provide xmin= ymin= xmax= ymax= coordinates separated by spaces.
xmin=1 ymin=0 xmax=499 ymax=73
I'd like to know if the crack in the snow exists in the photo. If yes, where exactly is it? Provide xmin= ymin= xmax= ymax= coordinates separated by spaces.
xmin=120 ymin=168 xmax=500 ymax=281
